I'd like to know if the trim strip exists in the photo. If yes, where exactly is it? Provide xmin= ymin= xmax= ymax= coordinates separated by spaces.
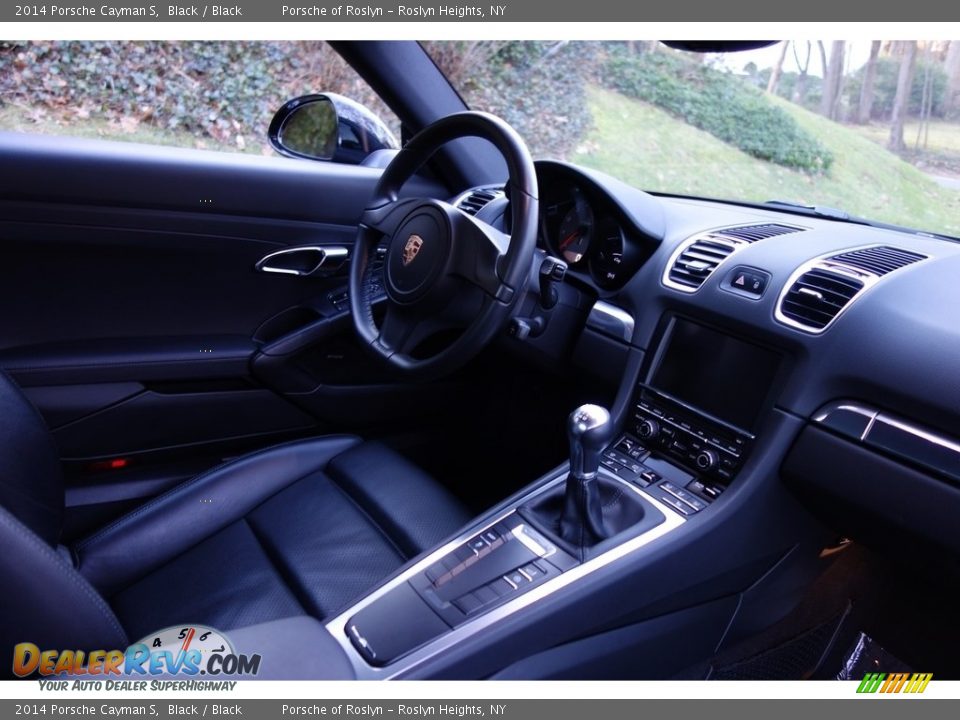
xmin=814 ymin=401 xmax=960 ymax=478
xmin=586 ymin=301 xmax=635 ymax=343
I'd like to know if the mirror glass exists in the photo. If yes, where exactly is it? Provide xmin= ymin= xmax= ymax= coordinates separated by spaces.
xmin=277 ymin=99 xmax=339 ymax=160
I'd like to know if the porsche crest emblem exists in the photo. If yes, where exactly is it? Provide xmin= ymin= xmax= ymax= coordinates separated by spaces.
xmin=402 ymin=234 xmax=424 ymax=266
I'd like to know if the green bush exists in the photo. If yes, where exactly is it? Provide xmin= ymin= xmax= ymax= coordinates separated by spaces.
xmin=603 ymin=51 xmax=833 ymax=172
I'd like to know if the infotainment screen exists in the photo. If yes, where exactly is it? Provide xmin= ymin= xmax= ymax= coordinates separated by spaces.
xmin=648 ymin=319 xmax=781 ymax=431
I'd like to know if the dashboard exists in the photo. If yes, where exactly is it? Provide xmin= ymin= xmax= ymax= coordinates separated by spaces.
xmin=461 ymin=159 xmax=960 ymax=560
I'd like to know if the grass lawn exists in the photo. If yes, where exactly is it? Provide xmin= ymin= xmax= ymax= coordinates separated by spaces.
xmin=849 ymin=118 xmax=960 ymax=177
xmin=573 ymin=86 xmax=960 ymax=238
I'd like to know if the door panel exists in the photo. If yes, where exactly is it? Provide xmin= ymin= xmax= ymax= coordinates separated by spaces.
xmin=0 ymin=132 xmax=447 ymax=473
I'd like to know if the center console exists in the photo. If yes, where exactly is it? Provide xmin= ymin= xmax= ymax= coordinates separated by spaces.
xmin=326 ymin=314 xmax=783 ymax=678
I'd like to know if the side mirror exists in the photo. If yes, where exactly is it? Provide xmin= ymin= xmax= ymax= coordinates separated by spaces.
xmin=268 ymin=93 xmax=399 ymax=164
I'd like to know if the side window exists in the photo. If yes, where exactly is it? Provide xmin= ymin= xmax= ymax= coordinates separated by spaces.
xmin=0 ymin=40 xmax=400 ymax=155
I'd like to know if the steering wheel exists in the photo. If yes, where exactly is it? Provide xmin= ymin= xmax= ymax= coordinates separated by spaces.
xmin=349 ymin=112 xmax=538 ymax=379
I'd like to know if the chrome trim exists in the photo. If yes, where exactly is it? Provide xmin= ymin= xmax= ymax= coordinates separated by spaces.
xmin=255 ymin=246 xmax=349 ymax=276
xmin=511 ymin=524 xmax=553 ymax=558
xmin=774 ymin=244 xmax=930 ymax=335
xmin=814 ymin=401 xmax=960 ymax=467
xmin=813 ymin=401 xmax=878 ymax=441
xmin=325 ymin=469 xmax=686 ymax=679
xmin=874 ymin=413 xmax=960 ymax=456
xmin=586 ymin=301 xmax=635 ymax=343
xmin=661 ymin=224 xmax=805 ymax=294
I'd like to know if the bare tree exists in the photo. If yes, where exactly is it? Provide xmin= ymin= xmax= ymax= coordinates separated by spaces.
xmin=856 ymin=40 xmax=882 ymax=124
xmin=889 ymin=41 xmax=918 ymax=152
xmin=816 ymin=41 xmax=828 ymax=80
xmin=766 ymin=41 xmax=789 ymax=95
xmin=792 ymin=41 xmax=812 ymax=104
xmin=915 ymin=43 xmax=934 ymax=150
xmin=820 ymin=41 xmax=845 ymax=119
xmin=946 ymin=41 xmax=960 ymax=116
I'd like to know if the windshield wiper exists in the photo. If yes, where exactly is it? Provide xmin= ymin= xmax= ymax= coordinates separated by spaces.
xmin=764 ymin=199 xmax=858 ymax=222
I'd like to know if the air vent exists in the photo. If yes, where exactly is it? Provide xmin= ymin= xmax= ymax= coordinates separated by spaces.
xmin=777 ymin=244 xmax=929 ymax=334
xmin=663 ymin=223 xmax=805 ymax=293
xmin=667 ymin=239 xmax=737 ymax=289
xmin=456 ymin=187 xmax=504 ymax=216
xmin=714 ymin=223 xmax=802 ymax=243
xmin=828 ymin=246 xmax=926 ymax=276
xmin=780 ymin=269 xmax=863 ymax=330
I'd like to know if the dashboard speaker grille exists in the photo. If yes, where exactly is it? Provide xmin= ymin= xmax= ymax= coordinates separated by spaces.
xmin=829 ymin=245 xmax=927 ymax=276
xmin=781 ymin=269 xmax=863 ymax=330
xmin=715 ymin=223 xmax=802 ymax=243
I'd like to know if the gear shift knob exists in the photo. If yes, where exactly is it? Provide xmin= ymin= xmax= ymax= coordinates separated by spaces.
xmin=567 ymin=404 xmax=614 ymax=480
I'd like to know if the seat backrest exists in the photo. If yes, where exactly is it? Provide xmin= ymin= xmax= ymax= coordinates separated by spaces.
xmin=0 ymin=371 xmax=64 ymax=546
xmin=0 ymin=373 xmax=128 ymax=674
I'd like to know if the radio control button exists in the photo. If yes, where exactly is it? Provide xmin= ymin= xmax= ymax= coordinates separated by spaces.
xmin=695 ymin=449 xmax=719 ymax=471
xmin=637 ymin=419 xmax=660 ymax=440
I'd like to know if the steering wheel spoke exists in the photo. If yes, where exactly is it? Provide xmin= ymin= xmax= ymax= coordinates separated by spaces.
xmin=360 ymin=198 xmax=424 ymax=238
xmin=448 ymin=205 xmax=514 ymax=301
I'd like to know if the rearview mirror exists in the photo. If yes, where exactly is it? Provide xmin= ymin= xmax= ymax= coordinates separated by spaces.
xmin=268 ymin=93 xmax=399 ymax=164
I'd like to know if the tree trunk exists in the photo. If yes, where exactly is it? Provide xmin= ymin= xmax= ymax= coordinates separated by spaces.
xmin=946 ymin=41 xmax=960 ymax=116
xmin=889 ymin=41 xmax=918 ymax=152
xmin=767 ymin=41 xmax=789 ymax=94
xmin=820 ymin=41 xmax=845 ymax=119
xmin=792 ymin=41 xmax=812 ymax=104
xmin=857 ymin=40 xmax=882 ymax=124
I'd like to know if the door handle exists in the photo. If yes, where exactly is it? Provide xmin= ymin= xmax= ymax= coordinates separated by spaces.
xmin=255 ymin=246 xmax=349 ymax=277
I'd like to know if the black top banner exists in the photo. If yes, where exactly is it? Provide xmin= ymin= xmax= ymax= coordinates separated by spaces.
xmin=2 ymin=0 xmax=958 ymax=22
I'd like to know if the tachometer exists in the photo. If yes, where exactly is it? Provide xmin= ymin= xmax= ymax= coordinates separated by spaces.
xmin=556 ymin=196 xmax=594 ymax=265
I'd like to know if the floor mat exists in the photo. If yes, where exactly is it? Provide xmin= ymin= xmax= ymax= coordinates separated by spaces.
xmin=710 ymin=607 xmax=850 ymax=680
xmin=682 ymin=542 xmax=960 ymax=680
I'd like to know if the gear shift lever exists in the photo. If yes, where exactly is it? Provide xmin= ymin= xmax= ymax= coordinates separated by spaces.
xmin=567 ymin=404 xmax=614 ymax=480
xmin=559 ymin=404 xmax=616 ymax=546
xmin=521 ymin=404 xmax=652 ymax=561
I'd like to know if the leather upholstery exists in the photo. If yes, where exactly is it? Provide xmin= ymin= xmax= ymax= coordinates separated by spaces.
xmin=88 ymin=439 xmax=470 ymax=638
xmin=75 ymin=435 xmax=362 ymax=595
xmin=0 ymin=371 xmax=63 ymax=546
xmin=327 ymin=440 xmax=472 ymax=558
xmin=0 ymin=506 xmax=128 ymax=670
xmin=0 ymin=372 xmax=471 ymax=661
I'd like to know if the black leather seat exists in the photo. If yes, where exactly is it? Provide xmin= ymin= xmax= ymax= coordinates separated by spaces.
xmin=0 ymin=372 xmax=470 ymax=661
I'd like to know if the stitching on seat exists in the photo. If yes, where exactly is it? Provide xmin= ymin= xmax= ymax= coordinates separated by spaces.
xmin=76 ymin=436 xmax=356 ymax=552
xmin=240 ymin=517 xmax=311 ymax=617
xmin=326 ymin=474 xmax=408 ymax=561
xmin=0 ymin=509 xmax=127 ymax=643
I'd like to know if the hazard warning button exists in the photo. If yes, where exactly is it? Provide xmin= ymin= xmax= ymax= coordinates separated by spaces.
xmin=722 ymin=266 xmax=771 ymax=298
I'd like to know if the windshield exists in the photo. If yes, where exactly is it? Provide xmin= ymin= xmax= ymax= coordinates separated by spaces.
xmin=425 ymin=41 xmax=960 ymax=239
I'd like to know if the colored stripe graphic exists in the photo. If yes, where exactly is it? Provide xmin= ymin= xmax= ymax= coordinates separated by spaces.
xmin=857 ymin=672 xmax=932 ymax=694
xmin=857 ymin=673 xmax=885 ymax=693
